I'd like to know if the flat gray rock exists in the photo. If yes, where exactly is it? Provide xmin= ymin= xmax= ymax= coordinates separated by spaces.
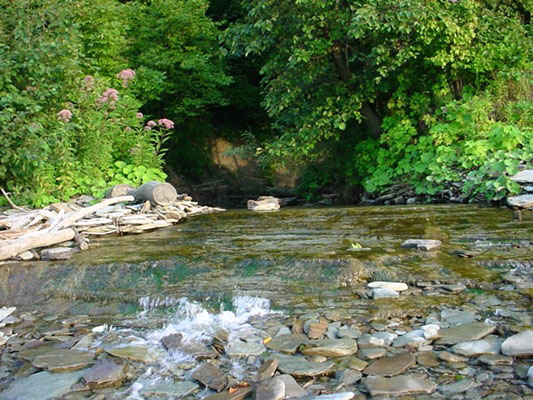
xmin=274 ymin=354 xmax=334 ymax=377
xmin=192 ymin=363 xmax=226 ymax=392
xmin=308 ymin=393 xmax=354 ymax=400
xmin=450 ymin=338 xmax=502 ymax=357
xmin=502 ymin=330 xmax=533 ymax=356
xmin=278 ymin=374 xmax=307 ymax=398
xmin=439 ymin=378 xmax=478 ymax=395
xmin=82 ymin=359 xmax=127 ymax=389
xmin=256 ymin=377 xmax=285 ymax=400
xmin=364 ymin=375 xmax=437 ymax=397
xmin=401 ymin=239 xmax=442 ymax=251
xmin=367 ymin=282 xmax=408 ymax=292
xmin=32 ymin=349 xmax=94 ymax=372
xmin=371 ymin=288 xmax=399 ymax=299
xmin=507 ymin=194 xmax=533 ymax=208
xmin=256 ymin=359 xmax=278 ymax=381
xmin=226 ymin=341 xmax=265 ymax=357
xmin=266 ymin=334 xmax=308 ymax=354
xmin=301 ymin=338 xmax=358 ymax=357
xmin=363 ymin=353 xmax=415 ymax=377
xmin=40 ymin=247 xmax=72 ymax=261
xmin=0 ymin=370 xmax=85 ymax=400
xmin=441 ymin=309 xmax=476 ymax=326
xmin=510 ymin=170 xmax=533 ymax=183
xmin=436 ymin=323 xmax=496 ymax=345
xmin=107 ymin=345 xmax=165 ymax=363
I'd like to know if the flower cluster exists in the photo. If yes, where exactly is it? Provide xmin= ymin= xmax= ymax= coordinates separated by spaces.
xmin=83 ymin=75 xmax=95 ymax=88
xmin=57 ymin=109 xmax=73 ymax=122
xmin=157 ymin=118 xmax=174 ymax=130
xmin=116 ymin=69 xmax=136 ymax=87
xmin=98 ymin=88 xmax=119 ymax=104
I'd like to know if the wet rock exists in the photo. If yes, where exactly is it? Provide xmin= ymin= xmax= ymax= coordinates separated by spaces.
xmin=160 ymin=333 xmax=183 ymax=350
xmin=507 ymin=195 xmax=533 ymax=208
xmin=337 ymin=369 xmax=362 ymax=385
xmin=416 ymin=352 xmax=440 ymax=367
xmin=41 ymin=247 xmax=72 ymax=261
xmin=370 ymin=288 xmax=399 ymax=299
xmin=451 ymin=338 xmax=502 ymax=357
xmin=274 ymin=354 xmax=334 ymax=377
xmin=266 ymin=334 xmax=308 ymax=354
xmin=107 ymin=345 xmax=165 ymax=363
xmin=302 ymin=338 xmax=358 ymax=357
xmin=277 ymin=374 xmax=307 ymax=398
xmin=358 ymin=348 xmax=386 ymax=360
xmin=226 ymin=341 xmax=265 ymax=357
xmin=501 ymin=330 xmax=533 ymax=356
xmin=256 ymin=377 xmax=285 ymax=400
xmin=203 ymin=386 xmax=253 ymax=400
xmin=367 ymin=282 xmax=408 ymax=292
xmin=305 ymin=319 xmax=329 ymax=340
xmin=309 ymin=393 xmax=355 ymax=400
xmin=364 ymin=374 xmax=437 ymax=396
xmin=138 ymin=378 xmax=199 ymax=397
xmin=256 ymin=359 xmax=278 ymax=381
xmin=436 ymin=323 xmax=496 ymax=345
xmin=363 ymin=352 xmax=416 ymax=377
xmin=0 ymin=370 xmax=85 ymax=400
xmin=401 ymin=239 xmax=442 ymax=251
xmin=192 ymin=363 xmax=227 ymax=392
xmin=439 ymin=378 xmax=478 ymax=395
xmin=32 ymin=349 xmax=95 ymax=372
xmin=82 ymin=359 xmax=127 ymax=389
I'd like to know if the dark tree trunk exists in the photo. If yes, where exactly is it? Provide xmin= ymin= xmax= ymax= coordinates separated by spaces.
xmin=332 ymin=46 xmax=383 ymax=139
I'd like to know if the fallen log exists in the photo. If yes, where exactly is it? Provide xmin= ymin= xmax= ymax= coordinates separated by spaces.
xmin=0 ymin=228 xmax=75 ymax=261
xmin=129 ymin=181 xmax=177 ymax=206
xmin=105 ymin=184 xmax=135 ymax=199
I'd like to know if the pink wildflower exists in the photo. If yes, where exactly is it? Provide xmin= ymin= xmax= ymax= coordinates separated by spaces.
xmin=157 ymin=118 xmax=174 ymax=130
xmin=124 ymin=126 xmax=132 ymax=132
xmin=83 ymin=75 xmax=95 ymax=85
xmin=144 ymin=126 xmax=152 ymax=131
xmin=147 ymin=120 xmax=157 ymax=127
xmin=116 ymin=69 xmax=136 ymax=87
xmin=57 ymin=109 xmax=73 ymax=122
xmin=98 ymin=88 xmax=119 ymax=104
xmin=136 ymin=112 xmax=143 ymax=118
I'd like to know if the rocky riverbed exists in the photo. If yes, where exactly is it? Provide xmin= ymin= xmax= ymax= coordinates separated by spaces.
xmin=0 ymin=205 xmax=531 ymax=399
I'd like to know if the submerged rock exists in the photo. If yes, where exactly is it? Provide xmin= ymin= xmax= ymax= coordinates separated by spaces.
xmin=107 ymin=345 xmax=165 ymax=363
xmin=82 ymin=359 xmax=127 ymax=389
xmin=364 ymin=375 xmax=437 ymax=397
xmin=192 ymin=363 xmax=227 ymax=392
xmin=363 ymin=352 xmax=416 ymax=377
xmin=0 ymin=370 xmax=85 ymax=400
xmin=226 ymin=341 xmax=265 ymax=357
xmin=501 ymin=330 xmax=533 ymax=356
xmin=266 ymin=334 xmax=307 ymax=354
xmin=301 ymin=338 xmax=358 ymax=357
xmin=138 ymin=378 xmax=199 ymax=397
xmin=401 ymin=239 xmax=442 ymax=251
xmin=274 ymin=354 xmax=334 ymax=377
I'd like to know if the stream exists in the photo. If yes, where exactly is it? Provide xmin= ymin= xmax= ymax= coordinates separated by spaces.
xmin=0 ymin=205 xmax=532 ymax=399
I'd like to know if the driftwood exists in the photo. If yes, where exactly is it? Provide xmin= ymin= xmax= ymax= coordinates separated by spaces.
xmin=105 ymin=184 xmax=135 ymax=199
xmin=0 ymin=228 xmax=75 ymax=261
xmin=129 ymin=181 xmax=177 ymax=206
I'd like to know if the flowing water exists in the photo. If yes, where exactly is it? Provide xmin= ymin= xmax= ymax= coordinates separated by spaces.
xmin=1 ymin=204 xmax=532 ymax=398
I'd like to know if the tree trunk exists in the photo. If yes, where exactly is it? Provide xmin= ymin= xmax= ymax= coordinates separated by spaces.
xmin=332 ymin=46 xmax=383 ymax=138
xmin=0 ymin=228 xmax=75 ymax=261
xmin=130 ymin=181 xmax=177 ymax=206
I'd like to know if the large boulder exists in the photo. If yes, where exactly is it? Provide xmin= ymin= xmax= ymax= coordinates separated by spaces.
xmin=248 ymin=196 xmax=281 ymax=212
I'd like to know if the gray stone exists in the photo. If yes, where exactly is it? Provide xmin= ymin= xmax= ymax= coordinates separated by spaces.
xmin=338 ymin=369 xmax=362 ymax=385
xmin=364 ymin=375 xmax=437 ymax=396
xmin=32 ymin=349 xmax=95 ymax=372
xmin=478 ymin=354 xmax=513 ymax=366
xmin=256 ymin=359 xmax=278 ymax=381
xmin=301 ymin=338 xmax=358 ymax=357
xmin=277 ymin=374 xmax=307 ymax=398
xmin=371 ymin=288 xmax=399 ymax=299
xmin=441 ymin=309 xmax=477 ymax=326
xmin=436 ymin=323 xmax=496 ymax=345
xmin=203 ymin=386 xmax=253 ymax=400
xmin=401 ymin=239 xmax=442 ymax=251
xmin=510 ymin=170 xmax=533 ymax=183
xmin=309 ymin=393 xmax=354 ymax=400
xmin=372 ymin=332 xmax=397 ymax=346
xmin=0 ymin=370 xmax=84 ymax=400
xmin=82 ymin=359 xmax=127 ymax=389
xmin=226 ymin=341 xmax=265 ymax=357
xmin=507 ymin=194 xmax=533 ymax=208
xmin=107 ymin=345 xmax=165 ymax=363
xmin=363 ymin=353 xmax=416 ymax=377
xmin=40 ymin=247 xmax=72 ymax=261
xmin=393 ymin=330 xmax=427 ymax=348
xmin=367 ymin=282 xmax=408 ymax=292
xmin=266 ymin=334 xmax=308 ymax=354
xmin=358 ymin=348 xmax=386 ymax=360
xmin=451 ymin=338 xmax=502 ymax=357
xmin=274 ymin=354 xmax=334 ymax=377
xmin=256 ymin=377 xmax=285 ymax=400
xmin=192 ymin=363 xmax=226 ymax=392
xmin=139 ymin=378 xmax=199 ymax=397
xmin=358 ymin=334 xmax=384 ymax=348
xmin=502 ymin=331 xmax=533 ymax=356
xmin=439 ymin=379 xmax=478 ymax=395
